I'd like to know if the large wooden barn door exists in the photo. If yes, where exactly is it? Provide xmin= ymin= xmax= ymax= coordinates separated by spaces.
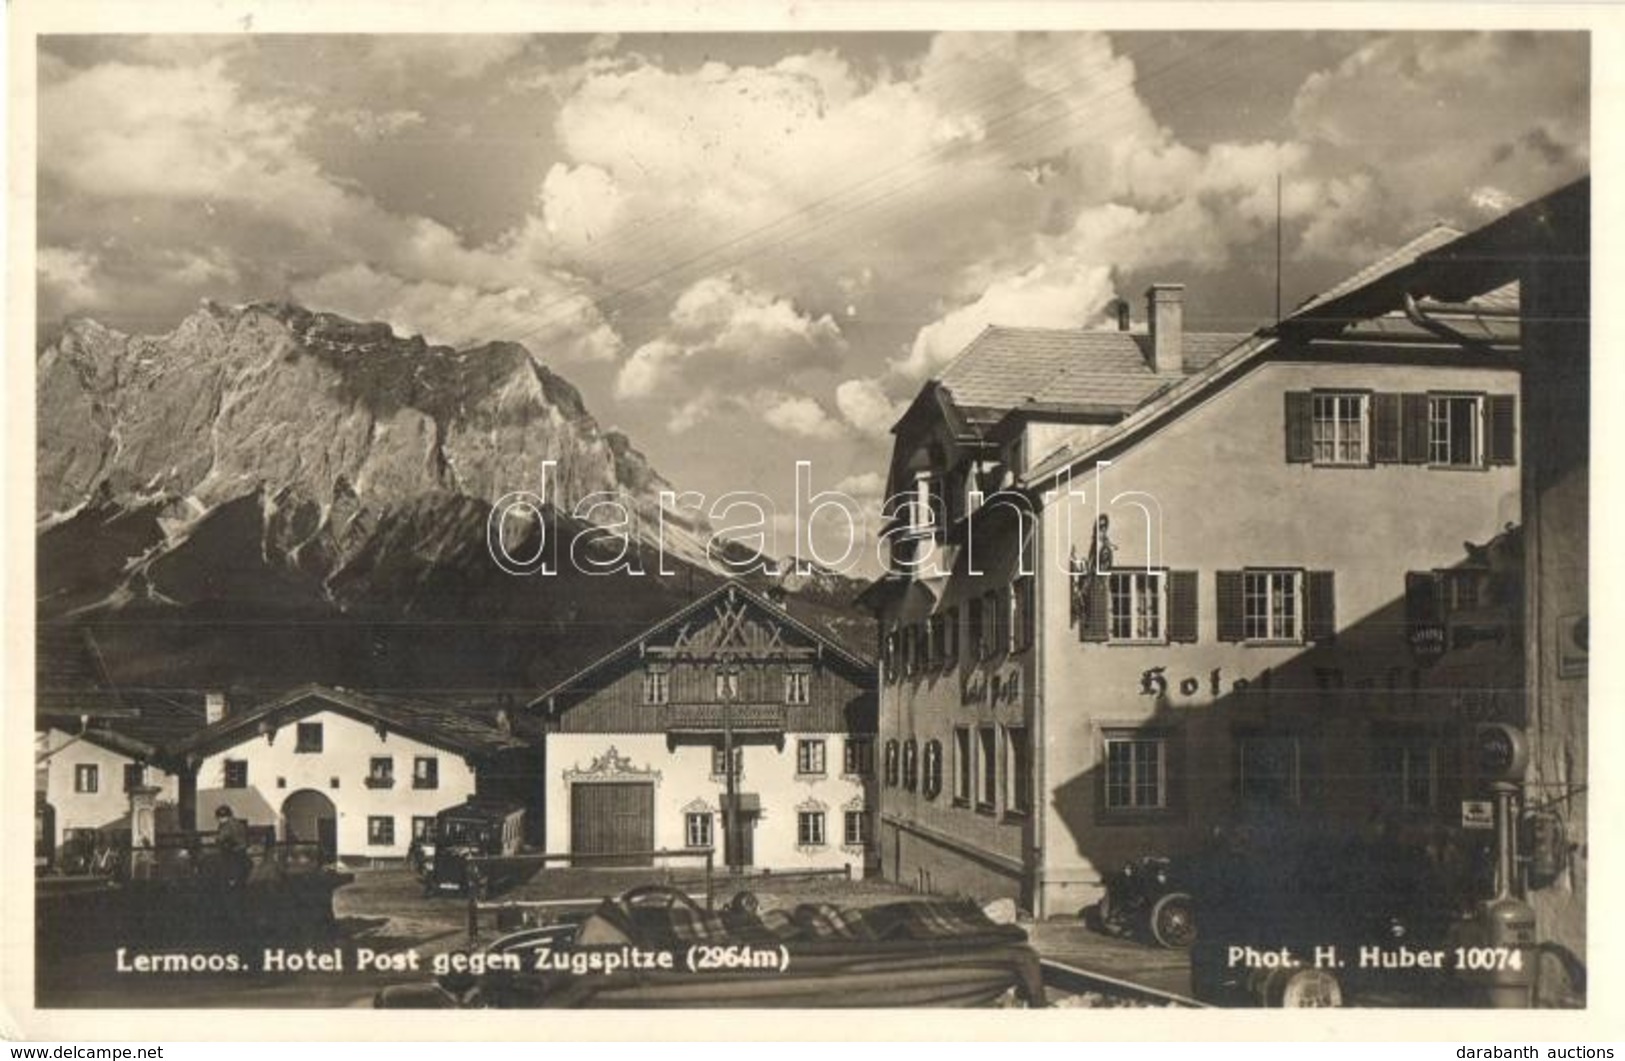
xmin=569 ymin=782 xmax=654 ymax=867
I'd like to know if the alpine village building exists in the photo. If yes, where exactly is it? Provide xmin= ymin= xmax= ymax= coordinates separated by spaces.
xmin=526 ymin=580 xmax=879 ymax=875
xmin=168 ymin=684 xmax=533 ymax=861
xmin=861 ymin=213 xmax=1538 ymax=922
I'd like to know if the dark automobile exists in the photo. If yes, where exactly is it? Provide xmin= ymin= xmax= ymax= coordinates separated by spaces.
xmin=1096 ymin=854 xmax=1196 ymax=949
xmin=1188 ymin=830 xmax=1467 ymax=1007
xmin=376 ymin=886 xmax=1046 ymax=1008
xmin=412 ymin=798 xmax=526 ymax=897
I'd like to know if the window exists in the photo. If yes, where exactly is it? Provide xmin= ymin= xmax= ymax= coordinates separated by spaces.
xmin=882 ymin=628 xmax=898 ymax=682
xmin=412 ymin=757 xmax=439 ymax=790
xmin=844 ymin=810 xmax=870 ymax=847
xmin=1237 ymin=735 xmax=1300 ymax=808
xmin=967 ymin=597 xmax=985 ymax=660
xmin=1004 ymin=726 xmax=1031 ymax=815
xmin=1375 ymin=742 xmax=1437 ymax=813
xmin=685 ymin=812 xmax=714 ymax=849
xmin=1429 ymin=394 xmax=1483 ymax=466
xmin=953 ymin=727 xmax=972 ymax=804
xmin=643 ymin=668 xmax=670 ymax=705
xmin=1108 ymin=571 xmax=1165 ymax=642
xmin=1312 ymin=393 xmax=1368 ymax=464
xmin=1104 ymin=734 xmax=1168 ymax=812
xmin=922 ymin=739 xmax=943 ymax=800
xmin=784 ymin=670 xmax=811 ymax=705
xmin=123 ymin=763 xmax=145 ymax=792
xmin=223 ymin=759 xmax=248 ymax=789
xmin=883 ymin=740 xmax=900 ymax=787
xmin=945 ymin=607 xmax=960 ymax=663
xmin=73 ymin=764 xmax=99 ymax=794
xmin=714 ymin=671 xmax=740 ymax=700
xmin=976 ymin=726 xmax=997 ymax=812
xmin=1243 ymin=570 xmax=1301 ymax=642
xmin=295 ymin=722 xmax=324 ymax=754
xmin=367 ymin=816 xmax=395 ymax=846
xmin=843 ymin=737 xmax=874 ymax=777
xmin=411 ymin=816 xmax=435 ymax=841
xmin=902 ymin=738 xmax=919 ymax=791
xmin=797 ymin=810 xmax=827 ymax=846
xmin=1011 ymin=577 xmax=1035 ymax=652
xmin=928 ymin=615 xmax=945 ymax=667
xmin=711 ymin=745 xmax=744 ymax=778
xmin=984 ymin=590 xmax=1006 ymax=658
xmin=796 ymin=739 xmax=827 ymax=776
xmin=367 ymin=757 xmax=394 ymax=788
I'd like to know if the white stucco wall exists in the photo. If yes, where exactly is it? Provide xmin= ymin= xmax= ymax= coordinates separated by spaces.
xmin=38 ymin=728 xmax=179 ymax=846
xmin=547 ymin=733 xmax=871 ymax=877
xmin=196 ymin=709 xmax=478 ymax=859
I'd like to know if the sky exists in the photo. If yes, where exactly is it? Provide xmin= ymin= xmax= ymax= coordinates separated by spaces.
xmin=35 ymin=30 xmax=1590 ymax=568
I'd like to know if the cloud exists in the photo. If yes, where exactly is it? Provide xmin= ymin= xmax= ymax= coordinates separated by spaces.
xmin=325 ymin=107 xmax=427 ymax=142
xmin=616 ymin=273 xmax=845 ymax=401
xmin=900 ymin=260 xmax=1118 ymax=379
xmin=760 ymin=394 xmax=846 ymax=440
xmin=834 ymin=377 xmax=906 ymax=438
xmin=38 ymin=247 xmax=103 ymax=311
xmin=290 ymin=264 xmax=621 ymax=361
xmin=359 ymin=36 xmax=534 ymax=82
xmin=1291 ymin=32 xmax=1588 ymax=238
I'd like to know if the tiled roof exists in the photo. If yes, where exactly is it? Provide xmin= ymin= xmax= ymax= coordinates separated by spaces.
xmin=936 ymin=326 xmax=1249 ymax=425
xmin=1291 ymin=224 xmax=1464 ymax=318
xmin=36 ymin=623 xmax=208 ymax=759
xmin=175 ymin=684 xmax=528 ymax=760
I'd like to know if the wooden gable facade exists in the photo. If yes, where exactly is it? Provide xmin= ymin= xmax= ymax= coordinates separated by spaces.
xmin=533 ymin=581 xmax=877 ymax=739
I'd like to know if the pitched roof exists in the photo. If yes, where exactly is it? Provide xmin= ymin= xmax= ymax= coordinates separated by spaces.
xmin=935 ymin=326 xmax=1250 ymax=427
xmin=36 ymin=623 xmax=208 ymax=761
xmin=1291 ymin=224 xmax=1464 ymax=319
xmin=528 ymin=578 xmax=874 ymax=710
xmin=174 ymin=684 xmax=528 ymax=761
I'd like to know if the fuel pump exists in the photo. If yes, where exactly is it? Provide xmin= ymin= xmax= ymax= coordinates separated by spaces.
xmin=1461 ymin=723 xmax=1536 ymax=1007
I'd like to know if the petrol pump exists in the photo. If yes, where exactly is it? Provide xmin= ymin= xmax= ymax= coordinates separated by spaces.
xmin=1460 ymin=723 xmax=1536 ymax=1007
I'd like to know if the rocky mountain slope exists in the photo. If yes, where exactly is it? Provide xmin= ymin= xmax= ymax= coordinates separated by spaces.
xmin=36 ymin=302 xmax=872 ymax=697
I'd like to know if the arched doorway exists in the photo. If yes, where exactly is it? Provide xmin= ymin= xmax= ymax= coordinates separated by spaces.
xmin=282 ymin=790 xmax=337 ymax=863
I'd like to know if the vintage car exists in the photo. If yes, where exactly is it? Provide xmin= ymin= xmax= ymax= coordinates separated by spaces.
xmin=412 ymin=798 xmax=526 ymax=897
xmin=1187 ymin=830 xmax=1467 ymax=1007
xmin=376 ymin=885 xmax=1046 ymax=1008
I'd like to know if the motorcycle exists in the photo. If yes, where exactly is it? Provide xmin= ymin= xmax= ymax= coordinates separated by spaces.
xmin=1095 ymin=855 xmax=1197 ymax=949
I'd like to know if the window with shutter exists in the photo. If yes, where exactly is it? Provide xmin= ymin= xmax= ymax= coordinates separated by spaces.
xmin=1401 ymin=393 xmax=1431 ymax=463
xmin=1306 ymin=571 xmax=1336 ymax=642
xmin=1216 ymin=571 xmax=1246 ymax=642
xmin=1284 ymin=392 xmax=1313 ymax=463
xmin=1372 ymin=393 xmax=1403 ymax=463
xmin=1080 ymin=576 xmax=1109 ymax=642
xmin=1487 ymin=395 xmax=1517 ymax=465
xmin=1168 ymin=571 xmax=1199 ymax=642
xmin=1405 ymin=572 xmax=1442 ymax=627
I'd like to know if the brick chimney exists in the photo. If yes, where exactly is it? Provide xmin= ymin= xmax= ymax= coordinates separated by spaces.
xmin=205 ymin=691 xmax=227 ymax=725
xmin=1145 ymin=284 xmax=1185 ymax=375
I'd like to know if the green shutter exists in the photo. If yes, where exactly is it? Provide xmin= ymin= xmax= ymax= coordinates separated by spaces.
xmin=1284 ymin=392 xmax=1313 ymax=463
xmin=1081 ymin=577 xmax=1109 ymax=642
xmin=1216 ymin=571 xmax=1245 ymax=642
xmin=1372 ymin=393 xmax=1403 ymax=463
xmin=1305 ymin=571 xmax=1336 ymax=642
xmin=1401 ymin=393 xmax=1431 ymax=463
xmin=1168 ymin=571 xmax=1199 ymax=643
xmin=1487 ymin=395 xmax=1517 ymax=465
